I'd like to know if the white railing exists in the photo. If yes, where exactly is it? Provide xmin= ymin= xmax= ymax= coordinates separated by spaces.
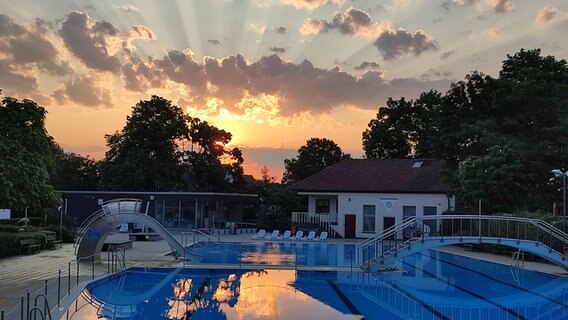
xmin=291 ymin=212 xmax=338 ymax=237
xmin=357 ymin=215 xmax=568 ymax=271
xmin=291 ymin=212 xmax=338 ymax=225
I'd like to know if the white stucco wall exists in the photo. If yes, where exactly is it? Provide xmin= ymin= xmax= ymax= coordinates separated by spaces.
xmin=306 ymin=192 xmax=453 ymax=238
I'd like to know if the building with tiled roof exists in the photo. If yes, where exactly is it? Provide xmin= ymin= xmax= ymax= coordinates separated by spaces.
xmin=290 ymin=159 xmax=455 ymax=239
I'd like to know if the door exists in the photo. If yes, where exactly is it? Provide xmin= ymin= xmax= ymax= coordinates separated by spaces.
xmin=345 ymin=214 xmax=356 ymax=238
xmin=383 ymin=217 xmax=395 ymax=240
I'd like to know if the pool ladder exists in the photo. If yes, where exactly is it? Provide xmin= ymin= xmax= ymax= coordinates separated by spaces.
xmin=510 ymin=249 xmax=525 ymax=269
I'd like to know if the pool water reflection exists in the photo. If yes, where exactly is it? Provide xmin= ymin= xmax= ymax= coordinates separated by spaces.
xmin=68 ymin=249 xmax=568 ymax=320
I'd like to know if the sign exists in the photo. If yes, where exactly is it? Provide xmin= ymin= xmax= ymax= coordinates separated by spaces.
xmin=0 ymin=209 xmax=10 ymax=220
xmin=87 ymin=230 xmax=101 ymax=240
xmin=381 ymin=198 xmax=398 ymax=213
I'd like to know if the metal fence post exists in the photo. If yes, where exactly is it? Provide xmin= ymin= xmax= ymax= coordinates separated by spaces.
xmin=57 ymin=270 xmax=61 ymax=307
xmin=92 ymin=256 xmax=95 ymax=279
xmin=20 ymin=296 xmax=24 ymax=320
xmin=26 ymin=291 xmax=29 ymax=320
xmin=76 ymin=261 xmax=80 ymax=286
xmin=68 ymin=262 xmax=71 ymax=295
xmin=1 ymin=309 xmax=4 ymax=320
xmin=43 ymin=280 xmax=48 ymax=317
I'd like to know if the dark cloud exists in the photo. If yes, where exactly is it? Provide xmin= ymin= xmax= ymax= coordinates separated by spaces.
xmin=0 ymin=60 xmax=38 ymax=94
xmin=374 ymin=29 xmax=439 ymax=60
xmin=208 ymin=39 xmax=221 ymax=46
xmin=121 ymin=52 xmax=451 ymax=114
xmin=269 ymin=47 xmax=286 ymax=54
xmin=420 ymin=68 xmax=453 ymax=81
xmin=439 ymin=50 xmax=455 ymax=59
xmin=441 ymin=0 xmax=476 ymax=11
xmin=276 ymin=27 xmax=287 ymax=34
xmin=59 ymin=11 xmax=121 ymax=72
xmin=300 ymin=7 xmax=380 ymax=36
xmin=354 ymin=61 xmax=380 ymax=70
xmin=0 ymin=14 xmax=69 ymax=76
xmin=492 ymin=0 xmax=515 ymax=13
xmin=52 ymin=74 xmax=112 ymax=107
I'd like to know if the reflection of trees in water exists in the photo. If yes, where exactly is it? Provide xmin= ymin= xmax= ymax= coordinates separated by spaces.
xmin=244 ymin=270 xmax=268 ymax=278
xmin=166 ymin=272 xmax=247 ymax=320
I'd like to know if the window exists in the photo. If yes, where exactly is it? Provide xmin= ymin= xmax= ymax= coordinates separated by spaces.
xmin=315 ymin=199 xmax=330 ymax=213
xmin=403 ymin=206 xmax=416 ymax=218
xmin=363 ymin=205 xmax=376 ymax=232
xmin=424 ymin=206 xmax=437 ymax=216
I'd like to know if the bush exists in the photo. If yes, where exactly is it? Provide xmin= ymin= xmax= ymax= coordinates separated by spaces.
xmin=0 ymin=230 xmax=47 ymax=257
xmin=43 ymin=225 xmax=75 ymax=243
xmin=0 ymin=225 xmax=22 ymax=233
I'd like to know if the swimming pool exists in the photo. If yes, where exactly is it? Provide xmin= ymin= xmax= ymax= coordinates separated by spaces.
xmin=188 ymin=241 xmax=357 ymax=267
xmin=64 ymin=244 xmax=568 ymax=320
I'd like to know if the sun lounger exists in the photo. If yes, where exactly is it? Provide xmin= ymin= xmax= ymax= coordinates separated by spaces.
xmin=314 ymin=231 xmax=328 ymax=242
xmin=251 ymin=229 xmax=266 ymax=239
xmin=278 ymin=230 xmax=291 ymax=241
xmin=265 ymin=230 xmax=279 ymax=240
xmin=303 ymin=231 xmax=316 ymax=241
xmin=291 ymin=230 xmax=303 ymax=241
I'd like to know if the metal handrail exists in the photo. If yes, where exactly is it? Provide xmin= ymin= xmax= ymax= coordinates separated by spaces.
xmin=357 ymin=215 xmax=568 ymax=269
xmin=31 ymin=293 xmax=53 ymax=320
xmin=75 ymin=199 xmax=144 ymax=249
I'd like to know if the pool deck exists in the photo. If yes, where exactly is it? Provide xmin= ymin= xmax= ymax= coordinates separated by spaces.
xmin=1 ymin=232 xmax=567 ymax=316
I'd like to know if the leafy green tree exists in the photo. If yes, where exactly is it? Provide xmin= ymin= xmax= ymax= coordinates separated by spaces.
xmin=455 ymin=141 xmax=538 ymax=211
xmin=50 ymin=143 xmax=100 ymax=190
xmin=180 ymin=117 xmax=244 ymax=192
xmin=244 ymin=168 xmax=299 ymax=230
xmin=283 ymin=138 xmax=350 ymax=184
xmin=100 ymin=96 xmax=187 ymax=191
xmin=362 ymin=49 xmax=568 ymax=212
xmin=362 ymin=90 xmax=442 ymax=159
xmin=0 ymin=97 xmax=60 ymax=213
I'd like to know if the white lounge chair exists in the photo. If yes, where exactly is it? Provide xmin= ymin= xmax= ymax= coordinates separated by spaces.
xmin=278 ymin=230 xmax=291 ymax=241
xmin=303 ymin=231 xmax=316 ymax=241
xmin=314 ymin=231 xmax=328 ymax=242
xmin=252 ymin=229 xmax=266 ymax=239
xmin=265 ymin=230 xmax=279 ymax=240
xmin=292 ymin=230 xmax=303 ymax=241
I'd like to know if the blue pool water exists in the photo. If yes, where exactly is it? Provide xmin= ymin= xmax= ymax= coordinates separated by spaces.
xmin=68 ymin=243 xmax=568 ymax=320
xmin=188 ymin=241 xmax=357 ymax=267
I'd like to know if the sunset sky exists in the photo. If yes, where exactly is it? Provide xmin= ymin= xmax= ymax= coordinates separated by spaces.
xmin=1 ymin=0 xmax=566 ymax=180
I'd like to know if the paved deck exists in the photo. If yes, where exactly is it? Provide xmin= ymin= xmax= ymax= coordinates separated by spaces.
xmin=1 ymin=232 xmax=566 ymax=318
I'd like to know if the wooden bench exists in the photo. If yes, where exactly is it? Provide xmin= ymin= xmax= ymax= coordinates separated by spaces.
xmin=20 ymin=239 xmax=40 ymax=255
xmin=44 ymin=234 xmax=63 ymax=249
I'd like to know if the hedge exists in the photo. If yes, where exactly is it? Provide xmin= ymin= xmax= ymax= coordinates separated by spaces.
xmin=0 ymin=231 xmax=47 ymax=257
xmin=0 ymin=226 xmax=75 ymax=257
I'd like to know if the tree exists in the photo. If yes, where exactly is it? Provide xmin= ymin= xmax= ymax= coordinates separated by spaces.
xmin=100 ymin=96 xmax=187 ymax=191
xmin=361 ymin=48 xmax=568 ymax=212
xmin=50 ymin=143 xmax=100 ymax=190
xmin=0 ymin=97 xmax=60 ymax=213
xmin=244 ymin=168 xmax=299 ymax=230
xmin=455 ymin=141 xmax=538 ymax=211
xmin=362 ymin=91 xmax=442 ymax=159
xmin=180 ymin=117 xmax=244 ymax=192
xmin=283 ymin=138 xmax=350 ymax=184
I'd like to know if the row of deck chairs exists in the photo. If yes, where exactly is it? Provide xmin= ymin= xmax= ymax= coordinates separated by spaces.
xmin=252 ymin=229 xmax=327 ymax=242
